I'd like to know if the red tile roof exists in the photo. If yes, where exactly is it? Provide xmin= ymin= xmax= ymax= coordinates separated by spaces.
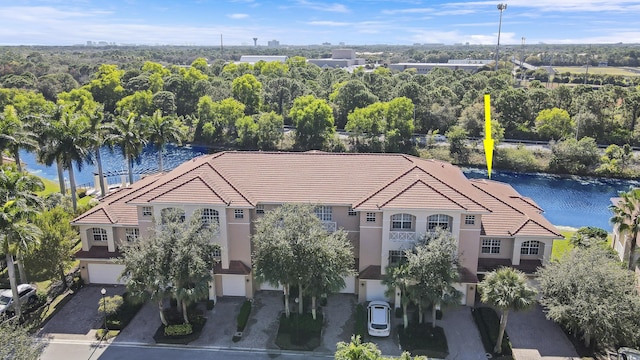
xmin=75 ymin=246 xmax=121 ymax=259
xmin=72 ymin=152 xmax=560 ymax=239
xmin=214 ymin=260 xmax=252 ymax=275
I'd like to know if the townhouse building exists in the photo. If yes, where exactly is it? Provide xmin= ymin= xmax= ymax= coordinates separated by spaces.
xmin=72 ymin=151 xmax=561 ymax=306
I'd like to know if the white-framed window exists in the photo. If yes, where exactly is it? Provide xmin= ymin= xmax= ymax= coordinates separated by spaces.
xmin=465 ymin=215 xmax=475 ymax=225
xmin=366 ymin=212 xmax=376 ymax=222
xmin=142 ymin=206 xmax=152 ymax=217
xmin=234 ymin=209 xmax=244 ymax=219
xmin=314 ymin=206 xmax=333 ymax=221
xmin=520 ymin=240 xmax=540 ymax=255
xmin=481 ymin=239 xmax=501 ymax=254
xmin=201 ymin=208 xmax=219 ymax=225
xmin=256 ymin=204 xmax=265 ymax=214
xmin=125 ymin=228 xmax=139 ymax=242
xmin=348 ymin=207 xmax=357 ymax=216
xmin=391 ymin=213 xmax=414 ymax=230
xmin=428 ymin=214 xmax=452 ymax=231
xmin=389 ymin=250 xmax=407 ymax=265
xmin=91 ymin=228 xmax=107 ymax=242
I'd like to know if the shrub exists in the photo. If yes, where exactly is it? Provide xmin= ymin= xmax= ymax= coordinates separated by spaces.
xmin=77 ymin=188 xmax=87 ymax=198
xmin=398 ymin=323 xmax=449 ymax=358
xmin=104 ymin=292 xmax=144 ymax=330
xmin=354 ymin=303 xmax=366 ymax=339
xmin=95 ymin=329 xmax=119 ymax=340
xmin=98 ymin=295 xmax=123 ymax=316
xmin=236 ymin=300 xmax=252 ymax=331
xmin=206 ymin=300 xmax=215 ymax=310
xmin=70 ymin=276 xmax=84 ymax=291
xmin=471 ymin=307 xmax=513 ymax=357
xmin=165 ymin=323 xmax=193 ymax=336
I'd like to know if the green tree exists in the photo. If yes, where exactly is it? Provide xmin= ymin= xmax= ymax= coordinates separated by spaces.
xmin=23 ymin=206 xmax=76 ymax=288
xmin=252 ymin=204 xmax=353 ymax=318
xmin=479 ymin=268 xmax=537 ymax=354
xmin=445 ymin=125 xmax=469 ymax=163
xmin=330 ymin=80 xmax=378 ymax=129
xmin=335 ymin=335 xmax=382 ymax=360
xmin=0 ymin=105 xmax=38 ymax=173
xmin=256 ymin=111 xmax=284 ymax=151
xmin=120 ymin=209 xmax=219 ymax=325
xmin=385 ymin=97 xmax=415 ymax=153
xmin=569 ymin=226 xmax=609 ymax=249
xmin=116 ymin=90 xmax=154 ymax=116
xmin=144 ymin=110 xmax=185 ymax=172
xmin=537 ymin=246 xmax=640 ymax=349
xmin=98 ymin=295 xmax=124 ymax=316
xmin=408 ymin=229 xmax=462 ymax=327
xmin=345 ymin=102 xmax=386 ymax=152
xmin=0 ymin=320 xmax=45 ymax=360
xmin=549 ymin=137 xmax=600 ymax=174
xmin=382 ymin=262 xmax=412 ymax=329
xmin=232 ymin=74 xmax=262 ymax=115
xmin=108 ymin=112 xmax=147 ymax=185
xmin=610 ymin=188 xmax=640 ymax=270
xmin=235 ymin=116 xmax=258 ymax=149
xmin=535 ymin=108 xmax=574 ymax=140
xmin=289 ymin=95 xmax=335 ymax=150
xmin=83 ymin=64 xmax=125 ymax=114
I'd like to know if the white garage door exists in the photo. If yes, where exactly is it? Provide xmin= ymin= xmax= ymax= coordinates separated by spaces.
xmin=221 ymin=274 xmax=246 ymax=296
xmin=339 ymin=276 xmax=356 ymax=293
xmin=453 ymin=283 xmax=468 ymax=305
xmin=366 ymin=280 xmax=388 ymax=302
xmin=88 ymin=263 xmax=126 ymax=284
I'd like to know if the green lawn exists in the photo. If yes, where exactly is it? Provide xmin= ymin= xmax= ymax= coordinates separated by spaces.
xmin=553 ymin=66 xmax=640 ymax=76
xmin=551 ymin=230 xmax=575 ymax=261
xmin=36 ymin=176 xmax=94 ymax=208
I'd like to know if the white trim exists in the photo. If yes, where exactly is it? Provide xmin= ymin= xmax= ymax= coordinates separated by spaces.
xmin=227 ymin=222 xmax=250 ymax=225
xmin=360 ymin=225 xmax=383 ymax=229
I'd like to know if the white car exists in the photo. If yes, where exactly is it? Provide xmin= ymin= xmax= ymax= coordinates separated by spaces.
xmin=367 ymin=301 xmax=391 ymax=337
xmin=0 ymin=284 xmax=37 ymax=316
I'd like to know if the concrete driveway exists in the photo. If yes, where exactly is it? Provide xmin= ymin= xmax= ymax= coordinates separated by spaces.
xmin=440 ymin=306 xmax=487 ymax=360
xmin=506 ymin=305 xmax=578 ymax=360
xmin=39 ymin=285 xmax=126 ymax=340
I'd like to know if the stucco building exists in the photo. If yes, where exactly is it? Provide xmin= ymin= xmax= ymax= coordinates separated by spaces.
xmin=72 ymin=152 xmax=561 ymax=306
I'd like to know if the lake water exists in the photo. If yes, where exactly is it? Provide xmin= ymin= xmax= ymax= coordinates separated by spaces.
xmin=20 ymin=147 xmax=639 ymax=231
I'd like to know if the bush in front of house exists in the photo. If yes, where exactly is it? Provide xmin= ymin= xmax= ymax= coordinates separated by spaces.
xmin=236 ymin=300 xmax=252 ymax=331
xmin=102 ymin=293 xmax=144 ymax=330
xmin=471 ymin=307 xmax=513 ymax=358
xmin=165 ymin=323 xmax=193 ymax=336
xmin=355 ymin=303 xmax=366 ymax=339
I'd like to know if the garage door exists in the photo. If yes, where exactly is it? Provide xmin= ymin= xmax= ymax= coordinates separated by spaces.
xmin=366 ymin=280 xmax=388 ymax=302
xmin=221 ymin=274 xmax=246 ymax=296
xmin=88 ymin=264 xmax=126 ymax=284
xmin=339 ymin=276 xmax=356 ymax=293
xmin=453 ymin=283 xmax=468 ymax=305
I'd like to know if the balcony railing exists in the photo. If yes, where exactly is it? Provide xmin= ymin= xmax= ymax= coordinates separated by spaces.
xmin=322 ymin=221 xmax=337 ymax=233
xmin=389 ymin=231 xmax=416 ymax=242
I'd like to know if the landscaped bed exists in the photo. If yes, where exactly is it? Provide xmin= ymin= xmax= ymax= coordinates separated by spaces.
xmin=153 ymin=305 xmax=207 ymax=345
xmin=398 ymin=323 xmax=449 ymax=358
xmin=471 ymin=306 xmax=514 ymax=360
xmin=275 ymin=312 xmax=323 ymax=351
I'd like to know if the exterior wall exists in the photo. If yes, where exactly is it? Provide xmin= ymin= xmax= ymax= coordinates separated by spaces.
xmin=79 ymin=225 xmax=114 ymax=251
xmin=137 ymin=205 xmax=155 ymax=239
xmin=226 ymin=208 xmax=252 ymax=267
xmin=458 ymin=214 xmax=481 ymax=273
xmin=359 ymin=212 xmax=382 ymax=271
xmin=478 ymin=237 xmax=514 ymax=260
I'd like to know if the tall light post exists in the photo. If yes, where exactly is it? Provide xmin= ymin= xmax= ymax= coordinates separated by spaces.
xmin=495 ymin=3 xmax=507 ymax=71
xmin=100 ymin=288 xmax=107 ymax=331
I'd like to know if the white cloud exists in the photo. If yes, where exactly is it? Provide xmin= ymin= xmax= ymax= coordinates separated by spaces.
xmin=295 ymin=0 xmax=349 ymax=13
xmin=381 ymin=7 xmax=434 ymax=15
xmin=307 ymin=20 xmax=349 ymax=26
xmin=228 ymin=13 xmax=249 ymax=19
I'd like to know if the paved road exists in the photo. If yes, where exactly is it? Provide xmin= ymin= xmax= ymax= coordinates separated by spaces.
xmin=41 ymin=339 xmax=334 ymax=360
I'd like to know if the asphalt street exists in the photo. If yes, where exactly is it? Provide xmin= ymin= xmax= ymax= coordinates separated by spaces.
xmin=41 ymin=339 xmax=334 ymax=360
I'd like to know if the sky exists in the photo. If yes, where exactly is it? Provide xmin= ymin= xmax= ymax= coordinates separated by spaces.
xmin=1 ymin=0 xmax=640 ymax=46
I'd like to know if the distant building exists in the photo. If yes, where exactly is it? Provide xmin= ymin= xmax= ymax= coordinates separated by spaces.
xmin=238 ymin=55 xmax=288 ymax=64
xmin=389 ymin=60 xmax=490 ymax=74
xmin=267 ymin=40 xmax=280 ymax=47
xmin=307 ymin=49 xmax=366 ymax=68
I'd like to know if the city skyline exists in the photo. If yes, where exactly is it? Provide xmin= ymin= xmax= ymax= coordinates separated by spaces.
xmin=1 ymin=0 xmax=640 ymax=46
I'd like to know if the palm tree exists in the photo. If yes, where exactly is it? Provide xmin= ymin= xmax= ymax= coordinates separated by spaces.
xmin=382 ymin=261 xmax=413 ymax=329
xmin=108 ymin=112 xmax=147 ymax=185
xmin=40 ymin=111 xmax=93 ymax=213
xmin=610 ymin=188 xmax=640 ymax=270
xmin=0 ymin=106 xmax=38 ymax=173
xmin=144 ymin=110 xmax=185 ymax=172
xmin=479 ymin=267 xmax=537 ymax=354
xmin=0 ymin=168 xmax=43 ymax=318
xmin=87 ymin=106 xmax=110 ymax=197
xmin=34 ymin=105 xmax=67 ymax=195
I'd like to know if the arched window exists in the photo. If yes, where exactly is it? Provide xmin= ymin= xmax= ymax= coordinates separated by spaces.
xmin=201 ymin=208 xmax=219 ymax=225
xmin=89 ymin=228 xmax=107 ymax=242
xmin=427 ymin=214 xmax=452 ymax=231
xmin=520 ymin=240 xmax=540 ymax=255
xmin=161 ymin=208 xmax=185 ymax=224
xmin=391 ymin=213 xmax=414 ymax=230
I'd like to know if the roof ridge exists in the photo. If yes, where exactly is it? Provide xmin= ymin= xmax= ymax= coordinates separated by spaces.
xmin=470 ymin=181 xmax=525 ymax=216
xmin=148 ymin=176 xmax=230 ymax=205
xmin=353 ymin=165 xmax=423 ymax=208
xmin=203 ymin=161 xmax=254 ymax=206
xmin=378 ymin=178 xmax=467 ymax=210
xmin=510 ymin=216 xmax=562 ymax=237
xmin=413 ymin=164 xmax=491 ymax=212
xmin=72 ymin=207 xmax=114 ymax=224
xmin=126 ymin=160 xmax=213 ymax=203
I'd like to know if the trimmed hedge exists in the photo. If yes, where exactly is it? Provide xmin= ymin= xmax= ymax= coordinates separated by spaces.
xmin=398 ymin=323 xmax=449 ymax=358
xmin=236 ymin=300 xmax=252 ymax=331
xmin=354 ymin=303 xmax=366 ymax=339
xmin=165 ymin=323 xmax=193 ymax=336
xmin=471 ymin=307 xmax=513 ymax=358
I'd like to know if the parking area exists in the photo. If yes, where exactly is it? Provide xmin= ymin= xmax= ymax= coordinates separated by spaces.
xmin=39 ymin=285 xmax=126 ymax=340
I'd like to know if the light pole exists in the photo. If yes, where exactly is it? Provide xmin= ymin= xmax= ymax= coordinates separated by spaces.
xmin=495 ymin=3 xmax=507 ymax=71
xmin=100 ymin=288 xmax=107 ymax=331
